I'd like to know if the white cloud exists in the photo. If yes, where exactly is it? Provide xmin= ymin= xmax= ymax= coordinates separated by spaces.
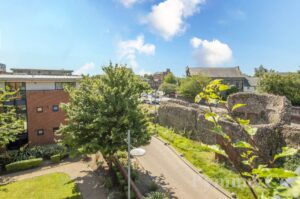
xmin=144 ymin=0 xmax=205 ymax=40
xmin=119 ymin=0 xmax=140 ymax=8
xmin=74 ymin=62 xmax=95 ymax=75
xmin=118 ymin=35 xmax=155 ymax=69
xmin=190 ymin=37 xmax=233 ymax=66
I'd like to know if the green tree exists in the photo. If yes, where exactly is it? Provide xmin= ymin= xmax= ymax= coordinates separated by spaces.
xmin=254 ymin=65 xmax=268 ymax=77
xmin=60 ymin=63 xmax=151 ymax=167
xmin=159 ymin=83 xmax=177 ymax=95
xmin=0 ymin=90 xmax=24 ymax=157
xmin=196 ymin=80 xmax=299 ymax=199
xmin=178 ymin=75 xmax=210 ymax=100
xmin=163 ymin=72 xmax=177 ymax=84
xmin=258 ymin=72 xmax=300 ymax=105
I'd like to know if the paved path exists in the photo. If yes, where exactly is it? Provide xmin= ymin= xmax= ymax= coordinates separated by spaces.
xmin=2 ymin=157 xmax=107 ymax=199
xmin=136 ymin=137 xmax=231 ymax=199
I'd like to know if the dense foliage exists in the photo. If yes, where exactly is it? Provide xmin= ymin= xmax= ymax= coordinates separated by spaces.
xmin=196 ymin=79 xmax=299 ymax=199
xmin=4 ymin=144 xmax=67 ymax=164
xmin=5 ymin=158 xmax=43 ymax=172
xmin=254 ymin=65 xmax=269 ymax=77
xmin=0 ymin=89 xmax=24 ymax=156
xmin=163 ymin=72 xmax=177 ymax=84
xmin=258 ymin=72 xmax=300 ymax=105
xmin=60 ymin=63 xmax=150 ymax=161
xmin=177 ymin=75 xmax=210 ymax=100
xmin=158 ymin=83 xmax=177 ymax=95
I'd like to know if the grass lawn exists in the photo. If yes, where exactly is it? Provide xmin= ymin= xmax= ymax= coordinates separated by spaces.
xmin=150 ymin=123 xmax=264 ymax=199
xmin=0 ymin=172 xmax=81 ymax=199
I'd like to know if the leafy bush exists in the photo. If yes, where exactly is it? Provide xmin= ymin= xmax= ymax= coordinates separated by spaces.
xmin=258 ymin=72 xmax=300 ymax=105
xmin=159 ymin=83 xmax=177 ymax=95
xmin=145 ymin=192 xmax=168 ymax=199
xmin=6 ymin=144 xmax=67 ymax=164
xmin=163 ymin=72 xmax=177 ymax=84
xmin=5 ymin=158 xmax=43 ymax=172
xmin=178 ymin=75 xmax=210 ymax=100
xmin=50 ymin=154 xmax=61 ymax=163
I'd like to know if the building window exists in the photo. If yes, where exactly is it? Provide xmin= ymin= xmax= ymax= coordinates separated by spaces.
xmin=55 ymin=82 xmax=75 ymax=90
xmin=53 ymin=127 xmax=59 ymax=133
xmin=36 ymin=107 xmax=43 ymax=113
xmin=52 ymin=105 xmax=59 ymax=112
xmin=37 ymin=129 xmax=44 ymax=136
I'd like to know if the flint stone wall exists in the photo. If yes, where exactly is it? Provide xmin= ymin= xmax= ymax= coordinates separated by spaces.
xmin=158 ymin=93 xmax=300 ymax=164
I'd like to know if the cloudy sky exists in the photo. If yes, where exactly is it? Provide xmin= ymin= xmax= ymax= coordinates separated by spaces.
xmin=0 ymin=0 xmax=300 ymax=76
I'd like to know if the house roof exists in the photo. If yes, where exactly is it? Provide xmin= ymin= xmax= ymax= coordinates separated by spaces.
xmin=0 ymin=74 xmax=81 ymax=82
xmin=188 ymin=66 xmax=245 ymax=78
xmin=244 ymin=77 xmax=259 ymax=87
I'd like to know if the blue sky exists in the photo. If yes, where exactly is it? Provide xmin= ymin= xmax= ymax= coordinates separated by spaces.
xmin=0 ymin=0 xmax=300 ymax=76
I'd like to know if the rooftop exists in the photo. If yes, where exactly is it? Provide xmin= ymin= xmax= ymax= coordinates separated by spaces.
xmin=188 ymin=66 xmax=245 ymax=78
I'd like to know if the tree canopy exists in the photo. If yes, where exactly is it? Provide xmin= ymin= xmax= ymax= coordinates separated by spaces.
xmin=178 ymin=75 xmax=210 ymax=100
xmin=60 ymin=63 xmax=150 ymax=158
xmin=0 ymin=90 xmax=24 ymax=156
xmin=254 ymin=65 xmax=268 ymax=77
xmin=258 ymin=72 xmax=300 ymax=105
xmin=159 ymin=83 xmax=177 ymax=95
xmin=163 ymin=72 xmax=177 ymax=84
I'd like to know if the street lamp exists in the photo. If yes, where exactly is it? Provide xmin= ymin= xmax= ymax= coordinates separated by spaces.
xmin=127 ymin=130 xmax=146 ymax=199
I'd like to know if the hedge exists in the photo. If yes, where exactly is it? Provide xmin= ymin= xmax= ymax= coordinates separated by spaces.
xmin=5 ymin=158 xmax=43 ymax=172
xmin=50 ymin=154 xmax=61 ymax=163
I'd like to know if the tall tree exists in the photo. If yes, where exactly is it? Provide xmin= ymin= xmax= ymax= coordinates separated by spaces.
xmin=254 ymin=65 xmax=268 ymax=77
xmin=163 ymin=72 xmax=177 ymax=84
xmin=258 ymin=72 xmax=300 ymax=105
xmin=60 ymin=63 xmax=150 ymax=166
xmin=178 ymin=75 xmax=210 ymax=101
xmin=0 ymin=90 xmax=24 ymax=157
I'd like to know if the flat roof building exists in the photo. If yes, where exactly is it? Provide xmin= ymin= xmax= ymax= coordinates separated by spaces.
xmin=0 ymin=67 xmax=81 ymax=147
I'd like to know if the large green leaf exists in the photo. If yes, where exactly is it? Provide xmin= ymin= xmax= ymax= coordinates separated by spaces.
xmin=231 ymin=103 xmax=247 ymax=111
xmin=252 ymin=167 xmax=297 ymax=178
xmin=204 ymin=112 xmax=218 ymax=123
xmin=273 ymin=147 xmax=298 ymax=161
xmin=218 ymin=84 xmax=229 ymax=91
xmin=237 ymin=118 xmax=250 ymax=125
xmin=232 ymin=141 xmax=254 ymax=149
xmin=244 ymin=125 xmax=257 ymax=136
xmin=200 ymin=144 xmax=228 ymax=157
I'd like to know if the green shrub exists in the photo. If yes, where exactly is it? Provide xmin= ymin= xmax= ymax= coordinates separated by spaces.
xmin=145 ymin=192 xmax=167 ymax=199
xmin=50 ymin=154 xmax=61 ymax=163
xmin=5 ymin=158 xmax=43 ymax=172
xmin=5 ymin=144 xmax=67 ymax=164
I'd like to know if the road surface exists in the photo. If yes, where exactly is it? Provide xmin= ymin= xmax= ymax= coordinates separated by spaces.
xmin=136 ymin=137 xmax=230 ymax=199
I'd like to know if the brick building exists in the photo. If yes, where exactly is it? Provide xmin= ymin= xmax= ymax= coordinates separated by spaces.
xmin=0 ymin=66 xmax=81 ymax=146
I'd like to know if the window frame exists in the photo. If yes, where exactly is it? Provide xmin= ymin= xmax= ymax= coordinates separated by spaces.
xmin=37 ymin=129 xmax=44 ymax=136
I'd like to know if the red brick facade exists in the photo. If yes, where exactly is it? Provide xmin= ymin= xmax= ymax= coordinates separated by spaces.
xmin=26 ymin=90 xmax=69 ymax=146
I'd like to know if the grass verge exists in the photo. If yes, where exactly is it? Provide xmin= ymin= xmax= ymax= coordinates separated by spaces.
xmin=150 ymin=123 xmax=262 ymax=199
xmin=0 ymin=172 xmax=81 ymax=199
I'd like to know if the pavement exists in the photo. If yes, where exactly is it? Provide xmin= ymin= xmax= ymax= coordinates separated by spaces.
xmin=2 ymin=157 xmax=107 ymax=199
xmin=136 ymin=137 xmax=231 ymax=199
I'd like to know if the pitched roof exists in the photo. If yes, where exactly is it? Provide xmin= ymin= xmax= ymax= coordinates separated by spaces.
xmin=188 ymin=66 xmax=245 ymax=78
xmin=244 ymin=77 xmax=259 ymax=87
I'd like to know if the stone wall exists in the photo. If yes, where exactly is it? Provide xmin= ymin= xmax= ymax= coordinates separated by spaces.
xmin=158 ymin=93 xmax=300 ymax=166
xmin=292 ymin=106 xmax=300 ymax=124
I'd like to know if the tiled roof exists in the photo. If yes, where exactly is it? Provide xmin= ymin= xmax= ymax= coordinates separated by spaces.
xmin=189 ymin=66 xmax=245 ymax=78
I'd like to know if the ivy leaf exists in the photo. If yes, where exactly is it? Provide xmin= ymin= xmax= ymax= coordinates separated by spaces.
xmin=252 ymin=167 xmax=297 ymax=178
xmin=244 ymin=126 xmax=257 ymax=136
xmin=273 ymin=147 xmax=298 ymax=161
xmin=232 ymin=141 xmax=254 ymax=149
xmin=219 ymin=84 xmax=229 ymax=91
xmin=200 ymin=144 xmax=228 ymax=158
xmin=232 ymin=103 xmax=247 ymax=111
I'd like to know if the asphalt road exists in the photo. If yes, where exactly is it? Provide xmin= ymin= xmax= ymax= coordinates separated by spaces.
xmin=136 ymin=137 xmax=230 ymax=199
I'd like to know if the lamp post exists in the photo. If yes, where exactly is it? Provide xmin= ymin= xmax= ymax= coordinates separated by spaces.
xmin=127 ymin=130 xmax=146 ymax=199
